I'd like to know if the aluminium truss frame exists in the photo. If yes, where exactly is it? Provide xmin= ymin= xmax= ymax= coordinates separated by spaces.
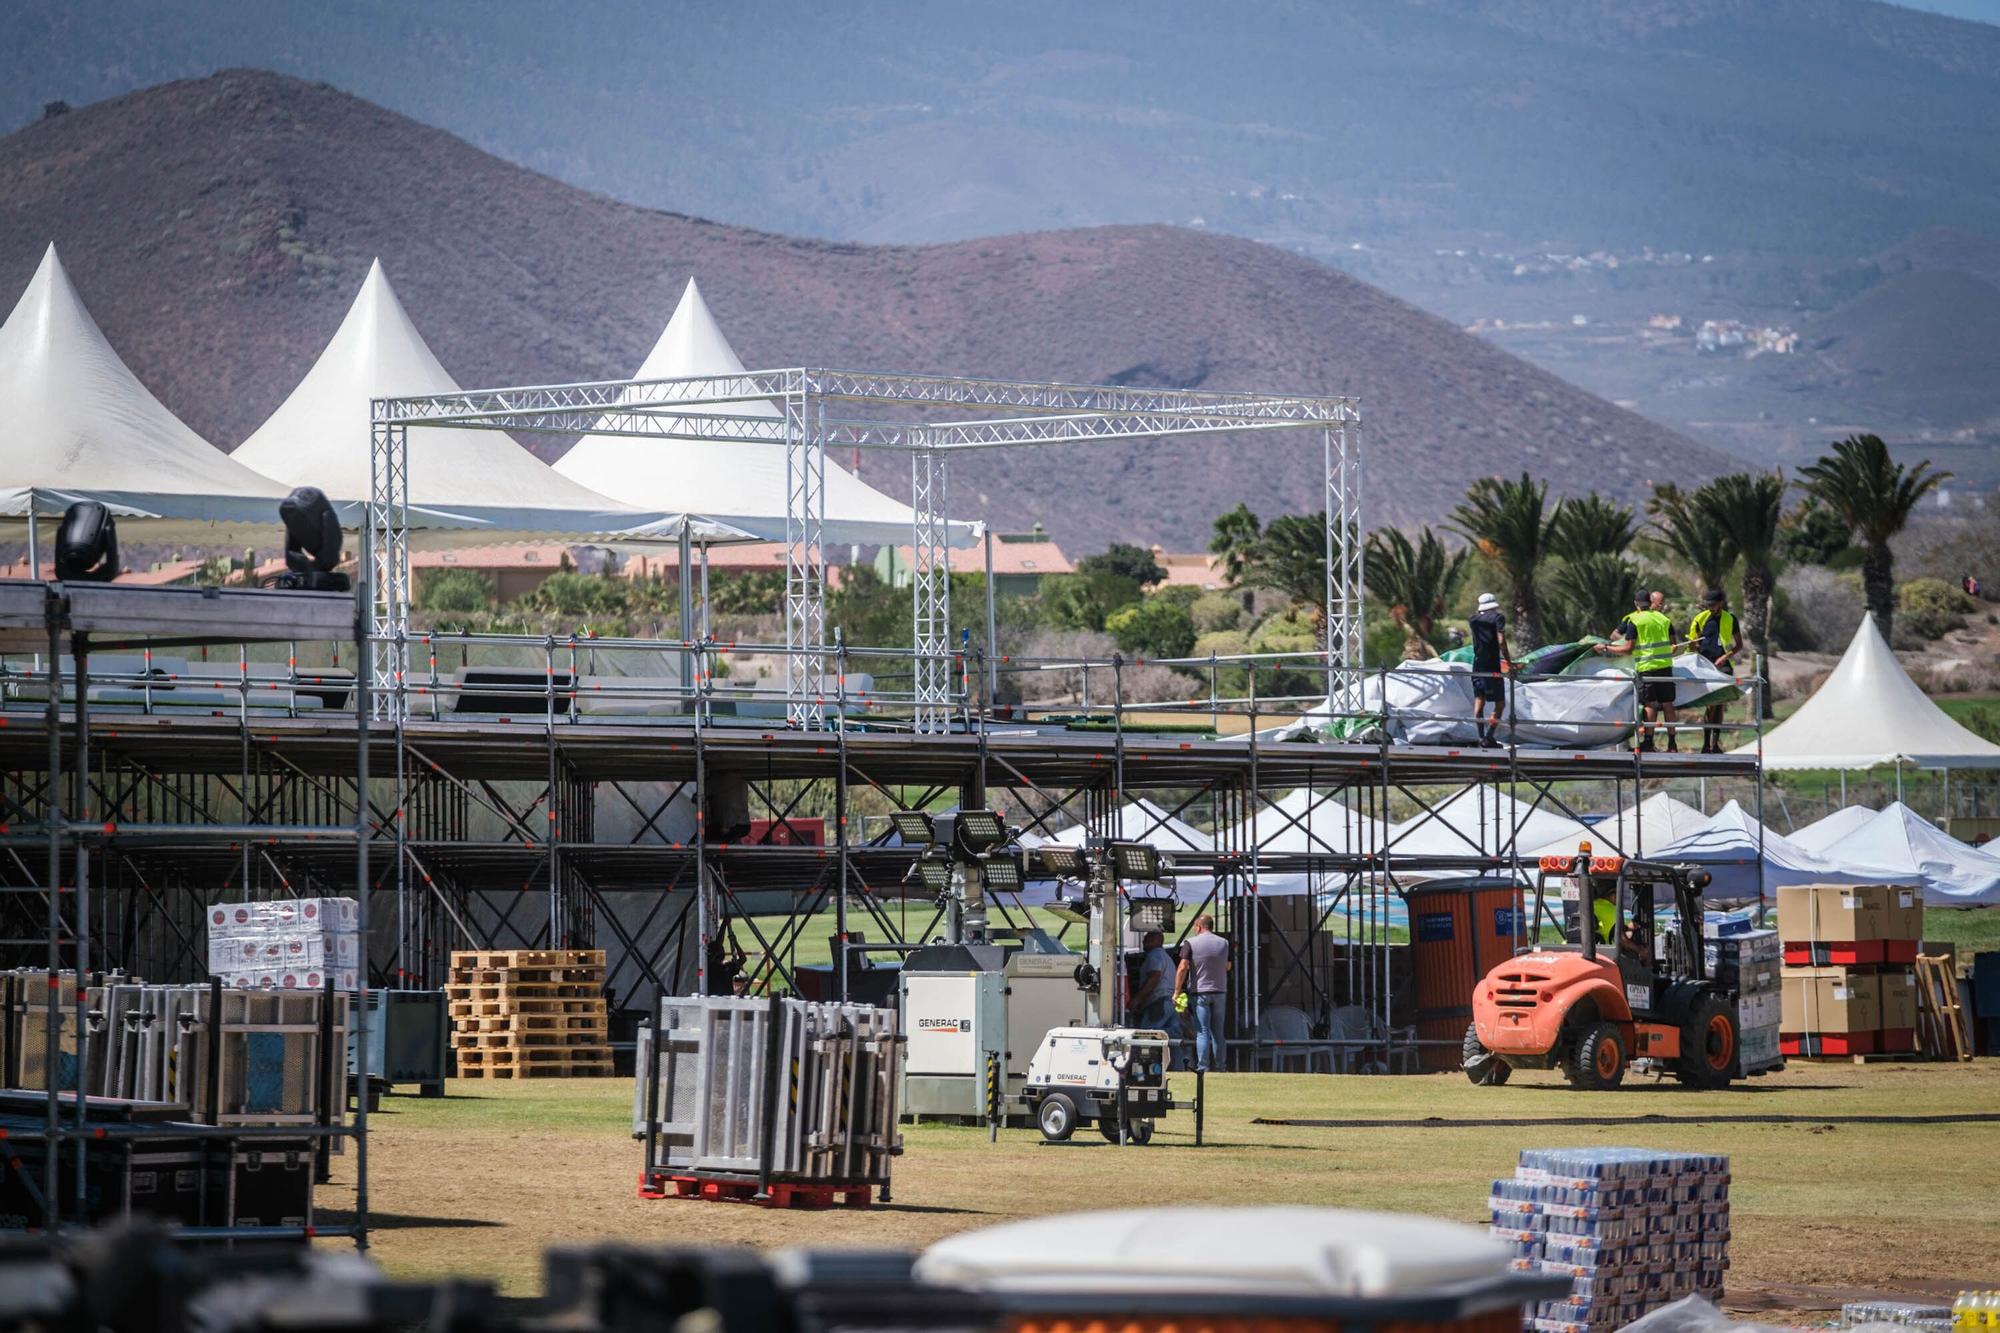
xmin=369 ymin=368 xmax=1361 ymax=735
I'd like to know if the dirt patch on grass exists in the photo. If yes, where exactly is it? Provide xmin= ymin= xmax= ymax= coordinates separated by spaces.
xmin=319 ymin=1060 xmax=2000 ymax=1310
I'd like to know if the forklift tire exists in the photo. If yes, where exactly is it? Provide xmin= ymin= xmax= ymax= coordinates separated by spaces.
xmin=1037 ymin=1092 xmax=1078 ymax=1142
xmin=1097 ymin=1116 xmax=1155 ymax=1145
xmin=1564 ymin=1021 xmax=1626 ymax=1090
xmin=1462 ymin=1023 xmax=1511 ymax=1086
xmin=1674 ymin=993 xmax=1739 ymax=1089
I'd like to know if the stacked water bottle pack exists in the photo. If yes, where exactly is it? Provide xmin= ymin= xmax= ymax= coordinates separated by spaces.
xmin=1489 ymin=1147 xmax=1730 ymax=1333
xmin=1706 ymin=920 xmax=1784 ymax=1076
xmin=206 ymin=897 xmax=361 ymax=991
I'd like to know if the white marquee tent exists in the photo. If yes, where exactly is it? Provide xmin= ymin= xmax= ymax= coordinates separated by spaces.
xmin=1525 ymin=792 xmax=1711 ymax=863
xmin=1023 ymin=798 xmax=1212 ymax=852
xmin=555 ymin=278 xmax=974 ymax=547
xmin=234 ymin=260 xmax=688 ymax=538
xmin=1 ymin=245 xmax=290 ymax=540
xmin=1737 ymin=613 xmax=2000 ymax=770
xmin=1812 ymin=802 xmax=2000 ymax=904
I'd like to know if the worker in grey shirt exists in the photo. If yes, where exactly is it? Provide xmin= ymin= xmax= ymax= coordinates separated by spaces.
xmin=1174 ymin=914 xmax=1231 ymax=1071
xmin=1132 ymin=929 xmax=1176 ymax=1032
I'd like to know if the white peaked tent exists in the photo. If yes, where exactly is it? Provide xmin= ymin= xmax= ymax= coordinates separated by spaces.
xmin=1654 ymin=799 xmax=1883 ymax=900
xmin=1023 ymin=798 xmax=1213 ymax=852
xmin=1789 ymin=804 xmax=1881 ymax=855
xmin=1238 ymin=788 xmax=1385 ymax=855
xmin=1525 ymin=792 xmax=1710 ymax=863
xmin=555 ymin=278 xmax=974 ymax=547
xmin=234 ymin=260 xmax=683 ymax=537
xmin=1815 ymin=802 xmax=2000 ymax=904
xmin=1739 ymin=613 xmax=2000 ymax=769
xmin=1 ymin=244 xmax=290 ymax=535
xmin=1385 ymin=787 xmax=1595 ymax=862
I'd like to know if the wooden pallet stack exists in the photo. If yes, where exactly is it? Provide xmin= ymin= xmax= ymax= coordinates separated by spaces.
xmin=446 ymin=949 xmax=611 ymax=1078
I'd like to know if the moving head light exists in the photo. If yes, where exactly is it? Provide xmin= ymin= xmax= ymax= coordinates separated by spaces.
xmin=53 ymin=502 xmax=119 ymax=583
xmin=273 ymin=487 xmax=350 ymax=592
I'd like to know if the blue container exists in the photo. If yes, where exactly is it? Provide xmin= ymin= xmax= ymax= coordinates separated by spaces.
xmin=347 ymin=989 xmax=449 ymax=1096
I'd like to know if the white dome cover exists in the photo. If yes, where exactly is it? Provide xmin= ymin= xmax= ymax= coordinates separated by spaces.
xmin=556 ymin=278 xmax=968 ymax=546
xmin=0 ymin=244 xmax=289 ymax=528
xmin=915 ymin=1206 xmax=1509 ymax=1298
xmin=234 ymin=260 xmax=680 ymax=537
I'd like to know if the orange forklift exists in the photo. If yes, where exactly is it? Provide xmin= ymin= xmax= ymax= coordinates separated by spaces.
xmin=1462 ymin=845 xmax=1739 ymax=1090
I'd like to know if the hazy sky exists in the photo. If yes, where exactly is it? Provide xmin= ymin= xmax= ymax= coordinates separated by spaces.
xmin=1897 ymin=0 xmax=2000 ymax=21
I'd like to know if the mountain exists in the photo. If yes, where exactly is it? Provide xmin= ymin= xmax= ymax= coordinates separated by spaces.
xmin=1804 ymin=270 xmax=2000 ymax=430
xmin=6 ymin=1 xmax=1999 ymax=261
xmin=0 ymin=70 xmax=1732 ymax=549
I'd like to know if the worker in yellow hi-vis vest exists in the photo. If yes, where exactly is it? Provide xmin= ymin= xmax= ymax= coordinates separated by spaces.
xmin=1685 ymin=587 xmax=1740 ymax=755
xmin=1594 ymin=589 xmax=1679 ymax=753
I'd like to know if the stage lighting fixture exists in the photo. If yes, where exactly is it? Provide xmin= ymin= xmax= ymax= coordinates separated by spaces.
xmin=1109 ymin=841 xmax=1165 ymax=882
xmin=913 ymin=858 xmax=954 ymax=894
xmin=53 ymin=502 xmax=119 ymax=583
xmin=1034 ymin=845 xmax=1088 ymax=880
xmin=947 ymin=809 xmax=1007 ymax=853
xmin=980 ymin=850 xmax=1026 ymax=892
xmin=890 ymin=811 xmax=936 ymax=845
xmin=1127 ymin=897 xmax=1177 ymax=933
xmin=275 ymin=487 xmax=350 ymax=592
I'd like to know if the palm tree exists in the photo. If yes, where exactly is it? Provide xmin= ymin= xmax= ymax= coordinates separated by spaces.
xmin=1447 ymin=473 xmax=1559 ymax=650
xmin=1647 ymin=481 xmax=1734 ymax=593
xmin=1545 ymin=553 xmax=1639 ymax=644
xmin=1364 ymin=527 xmax=1469 ymax=660
xmin=1699 ymin=472 xmax=1785 ymax=713
xmin=1799 ymin=434 xmax=1949 ymax=642
xmin=1547 ymin=493 xmax=1637 ymax=563
xmin=1209 ymin=502 xmax=1263 ymax=610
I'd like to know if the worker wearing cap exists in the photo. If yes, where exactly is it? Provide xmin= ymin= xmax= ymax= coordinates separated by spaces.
xmin=1467 ymin=592 xmax=1512 ymax=747
xmin=1595 ymin=590 xmax=1678 ymax=752
xmin=1685 ymin=587 xmax=1740 ymax=755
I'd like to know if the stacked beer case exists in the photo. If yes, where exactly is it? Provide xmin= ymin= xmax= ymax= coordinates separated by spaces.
xmin=1704 ymin=919 xmax=1783 ymax=1076
xmin=1778 ymin=885 xmax=1923 ymax=1057
xmin=1490 ymin=1147 xmax=1730 ymax=1333
xmin=206 ymin=897 xmax=361 ymax=992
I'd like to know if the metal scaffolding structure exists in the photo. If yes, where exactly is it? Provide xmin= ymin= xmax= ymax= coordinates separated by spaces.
xmin=0 ymin=368 xmax=1771 ymax=1078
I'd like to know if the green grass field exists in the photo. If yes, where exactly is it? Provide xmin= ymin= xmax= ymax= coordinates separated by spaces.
xmin=325 ymin=1060 xmax=2000 ymax=1312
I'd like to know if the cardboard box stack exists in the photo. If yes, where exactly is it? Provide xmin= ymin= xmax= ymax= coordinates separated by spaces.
xmin=1491 ymin=1147 xmax=1730 ymax=1333
xmin=446 ymin=949 xmax=610 ymax=1078
xmin=206 ymin=897 xmax=361 ymax=991
xmin=1778 ymin=885 xmax=1924 ymax=1057
xmin=1705 ymin=923 xmax=1783 ymax=1075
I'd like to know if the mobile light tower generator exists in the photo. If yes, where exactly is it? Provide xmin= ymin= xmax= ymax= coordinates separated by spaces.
xmin=1017 ymin=839 xmax=1183 ymax=1144
xmin=1463 ymin=846 xmax=1741 ymax=1090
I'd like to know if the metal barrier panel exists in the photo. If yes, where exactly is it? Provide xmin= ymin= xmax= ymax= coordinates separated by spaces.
xmin=638 ymin=994 xmax=902 ymax=1186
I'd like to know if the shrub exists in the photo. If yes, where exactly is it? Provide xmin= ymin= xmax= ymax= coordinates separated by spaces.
xmin=417 ymin=569 xmax=496 ymax=613
xmin=519 ymin=571 xmax=629 ymax=618
xmin=1898 ymin=577 xmax=1976 ymax=643
xmin=1190 ymin=592 xmax=1243 ymax=634
xmin=1780 ymin=566 xmax=1865 ymax=652
xmin=1105 ymin=598 xmax=1196 ymax=661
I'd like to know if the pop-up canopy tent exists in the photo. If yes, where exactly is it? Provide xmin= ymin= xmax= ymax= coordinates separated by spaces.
xmin=1238 ymin=788 xmax=1385 ymax=856
xmin=555 ymin=278 xmax=975 ymax=548
xmin=1653 ymin=799 xmax=1882 ymax=900
xmin=1739 ymin=614 xmax=2000 ymax=770
xmin=1024 ymin=798 xmax=1213 ymax=853
xmin=1525 ymin=792 xmax=1710 ymax=863
xmin=1789 ymin=804 xmax=1881 ymax=855
xmin=0 ymin=245 xmax=291 ymax=545
xmin=1812 ymin=802 xmax=2000 ymax=904
xmin=1385 ymin=786 xmax=1596 ymax=866
xmin=234 ymin=260 xmax=688 ymax=539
